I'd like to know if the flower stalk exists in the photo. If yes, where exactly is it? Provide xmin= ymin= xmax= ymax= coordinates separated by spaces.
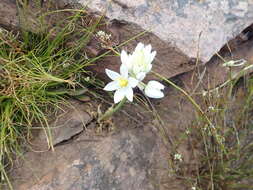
xmin=151 ymin=71 xmax=213 ymax=126
xmin=98 ymin=97 xmax=127 ymax=122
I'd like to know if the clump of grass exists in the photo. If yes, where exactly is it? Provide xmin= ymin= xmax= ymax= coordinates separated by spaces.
xmin=171 ymin=67 xmax=253 ymax=190
xmin=0 ymin=10 xmax=104 ymax=188
xmin=193 ymin=76 xmax=253 ymax=190
xmin=149 ymin=60 xmax=253 ymax=189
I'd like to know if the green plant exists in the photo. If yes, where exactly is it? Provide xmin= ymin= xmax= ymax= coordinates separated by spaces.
xmin=147 ymin=59 xmax=253 ymax=190
xmin=0 ymin=9 xmax=104 ymax=189
xmin=177 ymin=64 xmax=253 ymax=190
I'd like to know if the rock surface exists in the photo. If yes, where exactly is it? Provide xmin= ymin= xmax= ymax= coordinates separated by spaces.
xmin=0 ymin=0 xmax=18 ymax=30
xmin=8 ymin=83 xmax=204 ymax=190
xmin=2 ymin=1 xmax=253 ymax=189
xmin=10 ymin=127 xmax=169 ymax=190
xmin=1 ymin=0 xmax=253 ymax=80
xmin=33 ymin=100 xmax=92 ymax=151
xmin=65 ymin=0 xmax=253 ymax=63
xmin=8 ymin=40 xmax=253 ymax=188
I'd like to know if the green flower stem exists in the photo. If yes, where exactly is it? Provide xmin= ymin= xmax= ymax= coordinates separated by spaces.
xmin=98 ymin=97 xmax=127 ymax=122
xmin=152 ymin=72 xmax=228 ymax=153
xmin=152 ymin=71 xmax=213 ymax=126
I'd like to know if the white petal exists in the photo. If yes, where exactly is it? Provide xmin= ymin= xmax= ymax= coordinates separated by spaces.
xmin=144 ymin=80 xmax=165 ymax=98
xmin=145 ymin=87 xmax=164 ymax=98
xmin=125 ymin=87 xmax=133 ymax=102
xmin=144 ymin=44 xmax=152 ymax=54
xmin=148 ymin=80 xmax=165 ymax=90
xmin=125 ymin=55 xmax=133 ymax=70
xmin=120 ymin=64 xmax=128 ymax=78
xmin=149 ymin=51 xmax=156 ymax=63
xmin=136 ymin=72 xmax=146 ymax=81
xmin=132 ymin=64 xmax=142 ymax=76
xmin=103 ymin=81 xmax=119 ymax=91
xmin=128 ymin=77 xmax=139 ymax=88
xmin=135 ymin=42 xmax=144 ymax=51
xmin=146 ymin=63 xmax=152 ymax=73
xmin=105 ymin=69 xmax=120 ymax=80
xmin=114 ymin=88 xmax=125 ymax=103
xmin=121 ymin=50 xmax=129 ymax=65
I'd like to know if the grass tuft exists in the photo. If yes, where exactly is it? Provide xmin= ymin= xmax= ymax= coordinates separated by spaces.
xmin=0 ymin=9 xmax=104 ymax=188
xmin=194 ymin=76 xmax=253 ymax=190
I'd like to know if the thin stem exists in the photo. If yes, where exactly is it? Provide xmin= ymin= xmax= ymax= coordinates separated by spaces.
xmin=152 ymin=71 xmax=228 ymax=154
xmin=152 ymin=71 xmax=213 ymax=126
xmin=207 ymin=63 xmax=253 ymax=94
xmin=98 ymin=97 xmax=127 ymax=122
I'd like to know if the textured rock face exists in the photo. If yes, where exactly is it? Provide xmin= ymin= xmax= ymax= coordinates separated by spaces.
xmin=2 ymin=0 xmax=252 ymax=80
xmin=72 ymin=0 xmax=253 ymax=62
xmin=0 ymin=0 xmax=18 ymax=30
xmin=11 ymin=128 xmax=168 ymax=190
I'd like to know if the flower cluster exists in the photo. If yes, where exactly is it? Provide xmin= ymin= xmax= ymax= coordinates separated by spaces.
xmin=174 ymin=153 xmax=183 ymax=162
xmin=104 ymin=43 xmax=165 ymax=103
xmin=96 ymin=30 xmax=112 ymax=41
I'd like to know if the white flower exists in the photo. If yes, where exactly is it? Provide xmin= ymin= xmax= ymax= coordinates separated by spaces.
xmin=222 ymin=59 xmax=246 ymax=67
xmin=103 ymin=66 xmax=139 ymax=103
xmin=191 ymin=187 xmax=196 ymax=190
xmin=144 ymin=80 xmax=165 ymax=98
xmin=202 ymin=90 xmax=207 ymax=97
xmin=96 ymin=30 xmax=111 ymax=41
xmin=174 ymin=153 xmax=183 ymax=162
xmin=121 ymin=43 xmax=156 ymax=81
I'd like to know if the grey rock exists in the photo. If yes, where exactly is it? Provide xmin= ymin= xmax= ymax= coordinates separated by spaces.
xmin=10 ymin=128 xmax=169 ymax=190
xmin=1 ymin=0 xmax=253 ymax=80
xmin=65 ymin=0 xmax=253 ymax=62
xmin=33 ymin=100 xmax=92 ymax=150
xmin=0 ymin=0 xmax=18 ymax=30
xmin=50 ymin=106 xmax=91 ymax=146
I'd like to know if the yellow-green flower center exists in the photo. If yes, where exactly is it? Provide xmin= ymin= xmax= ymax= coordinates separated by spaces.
xmin=118 ymin=78 xmax=128 ymax=87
